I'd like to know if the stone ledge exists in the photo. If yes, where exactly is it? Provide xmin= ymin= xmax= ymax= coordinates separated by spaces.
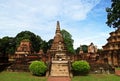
xmin=52 ymin=61 xmax=68 ymax=63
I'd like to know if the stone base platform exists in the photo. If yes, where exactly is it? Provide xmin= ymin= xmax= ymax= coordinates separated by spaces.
xmin=50 ymin=61 xmax=69 ymax=76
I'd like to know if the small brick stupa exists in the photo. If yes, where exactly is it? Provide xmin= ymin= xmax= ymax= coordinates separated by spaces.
xmin=15 ymin=39 xmax=32 ymax=55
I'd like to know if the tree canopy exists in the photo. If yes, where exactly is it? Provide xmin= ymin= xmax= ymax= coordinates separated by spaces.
xmin=81 ymin=45 xmax=88 ymax=53
xmin=47 ymin=39 xmax=53 ymax=50
xmin=0 ymin=37 xmax=16 ymax=56
xmin=0 ymin=29 xmax=76 ymax=55
xmin=40 ymin=40 xmax=48 ymax=53
xmin=75 ymin=47 xmax=80 ymax=54
xmin=61 ymin=29 xmax=75 ymax=54
xmin=75 ymin=45 xmax=88 ymax=54
xmin=106 ymin=0 xmax=120 ymax=28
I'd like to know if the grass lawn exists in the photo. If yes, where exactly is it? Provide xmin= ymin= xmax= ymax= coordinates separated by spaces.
xmin=72 ymin=74 xmax=120 ymax=81
xmin=0 ymin=71 xmax=47 ymax=81
xmin=0 ymin=71 xmax=120 ymax=81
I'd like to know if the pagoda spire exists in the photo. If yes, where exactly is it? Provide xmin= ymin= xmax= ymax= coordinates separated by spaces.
xmin=56 ymin=21 xmax=61 ymax=34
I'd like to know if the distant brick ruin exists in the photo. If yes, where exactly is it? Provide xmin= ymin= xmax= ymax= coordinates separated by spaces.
xmin=15 ymin=39 xmax=32 ymax=55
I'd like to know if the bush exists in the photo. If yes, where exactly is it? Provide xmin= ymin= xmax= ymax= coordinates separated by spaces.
xmin=29 ymin=61 xmax=47 ymax=76
xmin=72 ymin=60 xmax=90 ymax=75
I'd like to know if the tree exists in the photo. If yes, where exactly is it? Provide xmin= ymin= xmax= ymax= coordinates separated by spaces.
xmin=6 ymin=37 xmax=16 ymax=55
xmin=0 ymin=36 xmax=16 ymax=55
xmin=75 ymin=45 xmax=88 ymax=54
xmin=61 ymin=29 xmax=75 ymax=54
xmin=41 ymin=40 xmax=48 ymax=53
xmin=82 ymin=45 xmax=88 ymax=53
xmin=47 ymin=39 xmax=53 ymax=50
xmin=75 ymin=47 xmax=80 ymax=54
xmin=15 ymin=31 xmax=43 ymax=53
xmin=106 ymin=0 xmax=120 ymax=28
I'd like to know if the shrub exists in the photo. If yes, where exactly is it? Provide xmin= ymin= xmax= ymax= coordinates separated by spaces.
xmin=29 ymin=61 xmax=47 ymax=76
xmin=72 ymin=60 xmax=90 ymax=75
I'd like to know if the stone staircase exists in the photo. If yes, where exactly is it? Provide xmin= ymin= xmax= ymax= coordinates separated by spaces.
xmin=50 ymin=61 xmax=69 ymax=76
xmin=47 ymin=77 xmax=71 ymax=81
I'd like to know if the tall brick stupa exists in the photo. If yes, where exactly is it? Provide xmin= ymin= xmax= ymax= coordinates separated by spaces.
xmin=48 ymin=21 xmax=70 ymax=76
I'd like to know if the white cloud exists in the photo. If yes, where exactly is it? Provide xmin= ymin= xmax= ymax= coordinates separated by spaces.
xmin=0 ymin=0 xmax=101 ymax=20
xmin=1 ymin=0 xmax=112 ymax=49
xmin=73 ymin=32 xmax=110 ymax=49
xmin=62 ymin=0 xmax=101 ymax=20
xmin=0 ymin=0 xmax=101 ymax=33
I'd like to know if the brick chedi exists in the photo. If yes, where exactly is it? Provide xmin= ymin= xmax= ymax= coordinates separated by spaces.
xmin=48 ymin=21 xmax=67 ymax=61
xmin=103 ymin=28 xmax=120 ymax=66
xmin=50 ymin=21 xmax=66 ymax=52
xmin=47 ymin=21 xmax=70 ymax=77
xmin=88 ymin=42 xmax=97 ymax=54
xmin=15 ymin=39 xmax=32 ymax=55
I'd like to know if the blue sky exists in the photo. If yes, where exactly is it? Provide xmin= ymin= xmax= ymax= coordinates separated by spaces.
xmin=0 ymin=0 xmax=115 ymax=49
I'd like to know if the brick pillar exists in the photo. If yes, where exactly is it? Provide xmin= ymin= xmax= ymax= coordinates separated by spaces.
xmin=108 ymin=53 xmax=112 ymax=65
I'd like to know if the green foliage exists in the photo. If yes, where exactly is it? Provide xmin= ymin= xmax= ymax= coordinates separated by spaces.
xmin=29 ymin=61 xmax=47 ymax=76
xmin=81 ymin=45 xmax=88 ymax=53
xmin=72 ymin=60 xmax=90 ymax=75
xmin=61 ymin=29 xmax=75 ymax=54
xmin=47 ymin=39 xmax=53 ymax=49
xmin=41 ymin=40 xmax=48 ymax=53
xmin=106 ymin=0 xmax=120 ymax=28
xmin=0 ymin=31 xmax=44 ymax=56
xmin=0 ymin=37 xmax=16 ymax=55
xmin=75 ymin=47 xmax=80 ymax=54
xmin=75 ymin=45 xmax=88 ymax=54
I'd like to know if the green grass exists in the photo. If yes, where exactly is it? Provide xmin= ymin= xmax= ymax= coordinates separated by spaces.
xmin=72 ymin=74 xmax=120 ymax=81
xmin=115 ymin=68 xmax=120 ymax=70
xmin=0 ymin=71 xmax=120 ymax=81
xmin=0 ymin=71 xmax=47 ymax=81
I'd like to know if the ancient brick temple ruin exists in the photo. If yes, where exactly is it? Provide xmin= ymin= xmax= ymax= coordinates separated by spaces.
xmin=74 ymin=43 xmax=105 ymax=73
xmin=15 ymin=39 xmax=32 ymax=55
xmin=8 ymin=39 xmax=42 ymax=71
xmin=47 ymin=21 xmax=71 ymax=76
xmin=102 ymin=28 xmax=120 ymax=67
xmin=78 ymin=43 xmax=99 ymax=62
